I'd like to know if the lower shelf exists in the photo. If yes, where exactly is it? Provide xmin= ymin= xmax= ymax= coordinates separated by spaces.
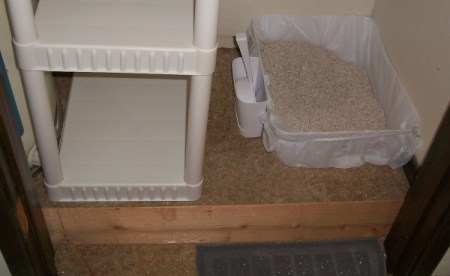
xmin=47 ymin=73 xmax=201 ymax=201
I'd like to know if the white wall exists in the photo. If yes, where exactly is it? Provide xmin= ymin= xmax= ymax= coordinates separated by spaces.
xmin=1 ymin=0 xmax=35 ymax=155
xmin=0 ymin=251 xmax=11 ymax=276
xmin=371 ymin=0 xmax=450 ymax=163
xmin=1 ymin=0 xmax=56 ymax=160
xmin=218 ymin=0 xmax=375 ymax=46
xmin=433 ymin=249 xmax=450 ymax=276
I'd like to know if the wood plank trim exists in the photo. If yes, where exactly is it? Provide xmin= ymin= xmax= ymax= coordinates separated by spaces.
xmin=43 ymin=200 xmax=403 ymax=245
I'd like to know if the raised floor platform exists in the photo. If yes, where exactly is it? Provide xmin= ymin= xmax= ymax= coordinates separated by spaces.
xmin=36 ymin=49 xmax=409 ymax=245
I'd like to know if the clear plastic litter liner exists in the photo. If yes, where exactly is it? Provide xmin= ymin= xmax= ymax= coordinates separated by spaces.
xmin=242 ymin=15 xmax=421 ymax=169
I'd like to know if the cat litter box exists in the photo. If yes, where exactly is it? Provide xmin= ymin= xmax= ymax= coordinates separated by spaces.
xmin=233 ymin=15 xmax=421 ymax=169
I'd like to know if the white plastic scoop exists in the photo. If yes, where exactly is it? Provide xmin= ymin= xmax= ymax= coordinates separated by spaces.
xmin=235 ymin=33 xmax=255 ymax=101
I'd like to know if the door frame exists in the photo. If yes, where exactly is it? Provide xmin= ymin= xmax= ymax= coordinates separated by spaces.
xmin=0 ymin=67 xmax=57 ymax=275
xmin=385 ymin=103 xmax=450 ymax=275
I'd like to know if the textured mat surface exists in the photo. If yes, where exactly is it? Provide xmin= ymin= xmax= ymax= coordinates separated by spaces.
xmin=197 ymin=238 xmax=386 ymax=276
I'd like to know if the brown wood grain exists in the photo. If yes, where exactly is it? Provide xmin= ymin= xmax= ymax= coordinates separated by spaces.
xmin=43 ymin=200 xmax=403 ymax=245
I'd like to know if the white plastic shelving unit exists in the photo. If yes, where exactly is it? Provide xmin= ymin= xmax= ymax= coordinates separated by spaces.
xmin=6 ymin=0 xmax=220 ymax=201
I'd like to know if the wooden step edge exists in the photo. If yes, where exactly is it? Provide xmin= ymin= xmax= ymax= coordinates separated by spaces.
xmin=43 ymin=200 xmax=403 ymax=245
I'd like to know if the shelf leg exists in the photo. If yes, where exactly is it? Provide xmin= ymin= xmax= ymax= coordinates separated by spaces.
xmin=194 ymin=0 xmax=220 ymax=50
xmin=4 ymin=0 xmax=37 ymax=44
xmin=184 ymin=74 xmax=213 ymax=186
xmin=22 ymin=71 xmax=63 ymax=186
xmin=6 ymin=0 xmax=63 ymax=186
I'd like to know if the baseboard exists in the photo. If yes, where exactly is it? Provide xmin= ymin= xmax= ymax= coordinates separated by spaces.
xmin=218 ymin=35 xmax=237 ymax=48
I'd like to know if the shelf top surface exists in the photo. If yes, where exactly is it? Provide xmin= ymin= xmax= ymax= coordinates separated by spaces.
xmin=35 ymin=0 xmax=194 ymax=49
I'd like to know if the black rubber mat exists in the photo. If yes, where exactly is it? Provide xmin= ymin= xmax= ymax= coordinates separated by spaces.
xmin=196 ymin=238 xmax=386 ymax=276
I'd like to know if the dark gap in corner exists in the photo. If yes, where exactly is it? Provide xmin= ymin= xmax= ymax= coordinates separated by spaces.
xmin=403 ymin=156 xmax=419 ymax=187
